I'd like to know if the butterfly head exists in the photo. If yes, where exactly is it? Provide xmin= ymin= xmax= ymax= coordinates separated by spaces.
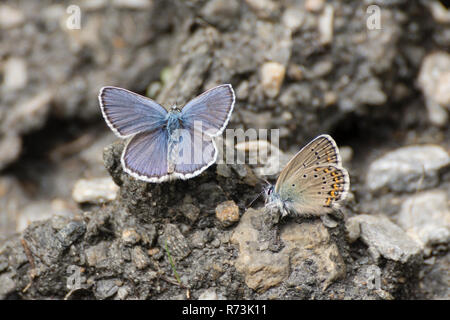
xmin=170 ymin=104 xmax=181 ymax=113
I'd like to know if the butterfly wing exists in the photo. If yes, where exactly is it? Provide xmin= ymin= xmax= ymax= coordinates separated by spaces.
xmin=180 ymin=84 xmax=235 ymax=137
xmin=169 ymin=121 xmax=217 ymax=180
xmin=277 ymin=164 xmax=350 ymax=215
xmin=99 ymin=86 xmax=168 ymax=138
xmin=274 ymin=134 xmax=342 ymax=192
xmin=121 ymin=128 xmax=170 ymax=183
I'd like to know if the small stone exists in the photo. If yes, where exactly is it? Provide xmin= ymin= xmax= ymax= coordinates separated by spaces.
xmin=122 ymin=228 xmax=141 ymax=245
xmin=2 ymin=57 xmax=28 ymax=90
xmin=260 ymin=62 xmax=286 ymax=98
xmin=339 ymin=146 xmax=353 ymax=165
xmin=0 ymin=134 xmax=21 ymax=170
xmin=427 ymin=1 xmax=450 ymax=24
xmin=345 ymin=217 xmax=361 ymax=243
xmin=0 ymin=273 xmax=15 ymax=299
xmin=397 ymin=190 xmax=449 ymax=247
xmin=56 ymin=221 xmax=86 ymax=247
xmin=366 ymin=145 xmax=450 ymax=192
xmin=348 ymin=215 xmax=422 ymax=263
xmin=305 ymin=0 xmax=325 ymax=12
xmin=200 ymin=0 xmax=239 ymax=29
xmin=180 ymin=203 xmax=200 ymax=223
xmin=116 ymin=286 xmax=129 ymax=300
xmin=95 ymin=279 xmax=119 ymax=299
xmin=198 ymin=288 xmax=218 ymax=300
xmin=282 ymin=8 xmax=305 ymax=32
xmin=112 ymin=0 xmax=153 ymax=9
xmin=158 ymin=224 xmax=191 ymax=261
xmin=245 ymin=0 xmax=279 ymax=19
xmin=287 ymin=64 xmax=304 ymax=81
xmin=189 ymin=230 xmax=210 ymax=249
xmin=320 ymin=214 xmax=338 ymax=228
xmin=72 ymin=177 xmax=119 ymax=204
xmin=132 ymin=246 xmax=150 ymax=270
xmin=0 ymin=5 xmax=25 ymax=29
xmin=418 ymin=51 xmax=450 ymax=126
xmin=215 ymin=200 xmax=240 ymax=227
xmin=318 ymin=4 xmax=334 ymax=45
xmin=85 ymin=242 xmax=109 ymax=267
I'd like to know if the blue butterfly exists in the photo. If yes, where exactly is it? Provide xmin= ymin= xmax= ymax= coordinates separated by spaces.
xmin=99 ymin=84 xmax=235 ymax=183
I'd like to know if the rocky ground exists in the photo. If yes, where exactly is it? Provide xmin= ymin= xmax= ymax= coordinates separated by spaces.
xmin=0 ymin=0 xmax=449 ymax=300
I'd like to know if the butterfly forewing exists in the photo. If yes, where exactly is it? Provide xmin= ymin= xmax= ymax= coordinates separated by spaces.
xmin=278 ymin=164 xmax=349 ymax=215
xmin=99 ymin=87 xmax=168 ymax=138
xmin=274 ymin=134 xmax=342 ymax=193
xmin=181 ymin=84 xmax=235 ymax=137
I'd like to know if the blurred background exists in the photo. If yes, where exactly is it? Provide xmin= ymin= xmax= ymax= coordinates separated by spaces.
xmin=0 ymin=0 xmax=449 ymax=298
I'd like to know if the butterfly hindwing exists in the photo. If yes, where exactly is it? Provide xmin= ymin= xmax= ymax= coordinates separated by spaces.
xmin=274 ymin=134 xmax=341 ymax=192
xmin=99 ymin=86 xmax=168 ymax=138
xmin=121 ymin=128 xmax=170 ymax=183
xmin=277 ymin=164 xmax=350 ymax=215
xmin=170 ymin=121 xmax=217 ymax=180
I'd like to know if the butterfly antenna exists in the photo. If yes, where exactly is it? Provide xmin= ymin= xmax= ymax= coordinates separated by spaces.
xmin=246 ymin=189 xmax=265 ymax=210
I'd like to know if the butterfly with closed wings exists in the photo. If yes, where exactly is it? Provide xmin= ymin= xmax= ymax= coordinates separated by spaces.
xmin=265 ymin=134 xmax=350 ymax=217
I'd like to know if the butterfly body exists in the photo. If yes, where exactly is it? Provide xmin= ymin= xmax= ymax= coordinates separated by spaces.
xmin=264 ymin=135 xmax=350 ymax=217
xmin=99 ymin=84 xmax=235 ymax=183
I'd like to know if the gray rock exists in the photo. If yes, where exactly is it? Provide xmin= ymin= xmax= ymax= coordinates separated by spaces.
xmin=72 ymin=177 xmax=119 ymax=204
xmin=0 ymin=273 xmax=15 ymax=299
xmin=366 ymin=145 xmax=450 ymax=192
xmin=396 ymin=190 xmax=450 ymax=247
xmin=95 ymin=279 xmax=119 ymax=299
xmin=56 ymin=221 xmax=86 ymax=247
xmin=348 ymin=214 xmax=422 ymax=263
xmin=158 ymin=224 xmax=191 ymax=261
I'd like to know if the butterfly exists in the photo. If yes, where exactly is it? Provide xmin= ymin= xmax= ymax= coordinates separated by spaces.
xmin=264 ymin=134 xmax=350 ymax=217
xmin=99 ymin=84 xmax=235 ymax=183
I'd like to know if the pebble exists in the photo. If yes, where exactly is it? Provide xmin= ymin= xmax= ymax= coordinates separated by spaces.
xmin=2 ymin=57 xmax=28 ymax=91
xmin=318 ymin=4 xmax=334 ymax=45
xmin=157 ymin=224 xmax=191 ymax=261
xmin=282 ymin=8 xmax=305 ymax=32
xmin=122 ymin=228 xmax=141 ymax=245
xmin=305 ymin=0 xmax=325 ymax=12
xmin=95 ymin=279 xmax=119 ymax=300
xmin=72 ymin=177 xmax=119 ymax=204
xmin=397 ymin=190 xmax=449 ymax=247
xmin=347 ymin=214 xmax=422 ymax=263
xmin=56 ymin=221 xmax=86 ymax=247
xmin=260 ymin=62 xmax=286 ymax=98
xmin=132 ymin=246 xmax=150 ymax=270
xmin=0 ymin=134 xmax=22 ymax=170
xmin=112 ymin=0 xmax=153 ymax=9
xmin=418 ymin=51 xmax=450 ymax=126
xmin=366 ymin=145 xmax=450 ymax=192
xmin=245 ymin=0 xmax=279 ymax=19
xmin=0 ymin=5 xmax=25 ymax=29
xmin=215 ymin=200 xmax=240 ymax=227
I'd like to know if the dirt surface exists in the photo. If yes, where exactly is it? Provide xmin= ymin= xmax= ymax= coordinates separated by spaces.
xmin=0 ymin=0 xmax=449 ymax=300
